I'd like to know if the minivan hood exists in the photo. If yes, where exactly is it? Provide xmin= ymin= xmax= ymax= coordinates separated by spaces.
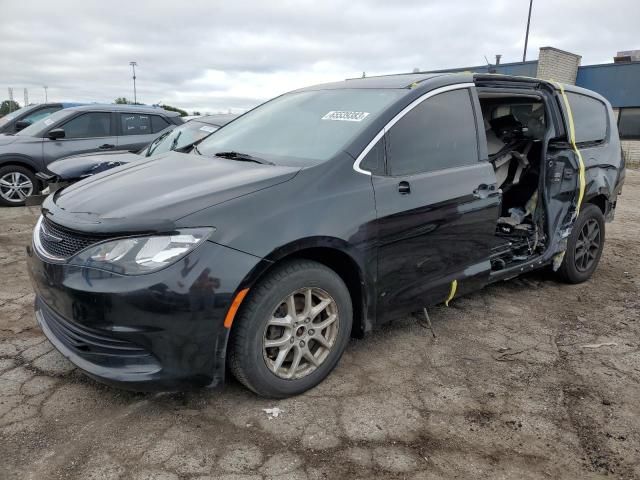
xmin=47 ymin=151 xmax=141 ymax=180
xmin=44 ymin=151 xmax=300 ymax=234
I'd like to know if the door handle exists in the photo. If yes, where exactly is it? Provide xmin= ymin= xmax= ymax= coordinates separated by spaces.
xmin=99 ymin=144 xmax=115 ymax=150
xmin=473 ymin=183 xmax=499 ymax=199
xmin=398 ymin=181 xmax=411 ymax=195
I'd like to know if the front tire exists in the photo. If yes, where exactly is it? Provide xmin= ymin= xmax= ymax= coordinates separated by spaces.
xmin=228 ymin=259 xmax=352 ymax=398
xmin=0 ymin=165 xmax=36 ymax=207
xmin=557 ymin=204 xmax=605 ymax=284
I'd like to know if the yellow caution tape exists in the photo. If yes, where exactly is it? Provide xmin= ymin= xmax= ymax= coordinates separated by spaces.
xmin=445 ymin=280 xmax=457 ymax=307
xmin=553 ymin=81 xmax=586 ymax=216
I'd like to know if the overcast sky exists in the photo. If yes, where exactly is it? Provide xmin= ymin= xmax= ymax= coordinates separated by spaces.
xmin=1 ymin=0 xmax=638 ymax=114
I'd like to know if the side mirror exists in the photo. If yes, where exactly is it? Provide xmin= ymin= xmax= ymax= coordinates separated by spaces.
xmin=48 ymin=128 xmax=65 ymax=140
xmin=15 ymin=120 xmax=32 ymax=131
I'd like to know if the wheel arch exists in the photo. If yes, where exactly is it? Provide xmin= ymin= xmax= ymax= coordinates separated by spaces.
xmin=585 ymin=193 xmax=608 ymax=216
xmin=240 ymin=237 xmax=372 ymax=339
xmin=582 ymin=163 xmax=620 ymax=218
xmin=0 ymin=156 xmax=39 ymax=174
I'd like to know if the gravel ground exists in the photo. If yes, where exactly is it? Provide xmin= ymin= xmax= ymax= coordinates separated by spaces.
xmin=1 ymin=171 xmax=639 ymax=480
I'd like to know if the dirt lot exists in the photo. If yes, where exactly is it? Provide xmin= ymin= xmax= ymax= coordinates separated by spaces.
xmin=1 ymin=171 xmax=639 ymax=480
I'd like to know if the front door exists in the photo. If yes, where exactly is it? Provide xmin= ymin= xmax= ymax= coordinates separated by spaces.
xmin=372 ymin=86 xmax=500 ymax=321
xmin=42 ymin=111 xmax=117 ymax=167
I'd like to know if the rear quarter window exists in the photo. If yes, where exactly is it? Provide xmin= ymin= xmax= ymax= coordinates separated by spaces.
xmin=566 ymin=92 xmax=608 ymax=144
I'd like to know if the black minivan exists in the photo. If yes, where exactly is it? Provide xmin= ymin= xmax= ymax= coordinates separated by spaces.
xmin=27 ymin=73 xmax=625 ymax=398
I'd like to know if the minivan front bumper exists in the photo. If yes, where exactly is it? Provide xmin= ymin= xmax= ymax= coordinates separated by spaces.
xmin=26 ymin=239 xmax=262 ymax=391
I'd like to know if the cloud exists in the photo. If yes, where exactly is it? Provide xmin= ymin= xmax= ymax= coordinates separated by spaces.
xmin=1 ymin=0 xmax=637 ymax=113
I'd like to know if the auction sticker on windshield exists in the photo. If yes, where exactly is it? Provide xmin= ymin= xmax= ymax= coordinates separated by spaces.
xmin=44 ymin=118 xmax=54 ymax=126
xmin=322 ymin=111 xmax=370 ymax=122
xmin=199 ymin=125 xmax=217 ymax=133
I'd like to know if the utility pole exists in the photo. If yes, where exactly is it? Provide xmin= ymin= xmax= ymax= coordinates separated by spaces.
xmin=8 ymin=88 xmax=14 ymax=113
xmin=522 ymin=0 xmax=533 ymax=62
xmin=43 ymin=86 xmax=48 ymax=103
xmin=24 ymin=88 xmax=29 ymax=107
xmin=129 ymin=61 xmax=138 ymax=104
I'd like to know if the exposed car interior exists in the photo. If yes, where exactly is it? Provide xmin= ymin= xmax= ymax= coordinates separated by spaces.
xmin=478 ymin=92 xmax=550 ymax=272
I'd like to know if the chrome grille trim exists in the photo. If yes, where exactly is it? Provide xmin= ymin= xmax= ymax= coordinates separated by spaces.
xmin=33 ymin=216 xmax=107 ymax=262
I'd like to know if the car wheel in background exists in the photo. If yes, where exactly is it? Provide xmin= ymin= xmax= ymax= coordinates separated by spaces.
xmin=0 ymin=165 xmax=36 ymax=207
xmin=557 ymin=203 xmax=606 ymax=284
xmin=228 ymin=259 xmax=353 ymax=398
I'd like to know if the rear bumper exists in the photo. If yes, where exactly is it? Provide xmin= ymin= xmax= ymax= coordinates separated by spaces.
xmin=27 ymin=239 xmax=262 ymax=391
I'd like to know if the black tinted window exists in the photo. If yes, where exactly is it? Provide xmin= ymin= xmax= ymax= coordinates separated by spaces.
xmin=618 ymin=108 xmax=640 ymax=140
xmin=359 ymin=137 xmax=385 ymax=175
xmin=151 ymin=115 xmax=170 ymax=133
xmin=120 ymin=113 xmax=151 ymax=136
xmin=387 ymin=89 xmax=478 ymax=176
xmin=566 ymin=92 xmax=607 ymax=143
xmin=61 ymin=112 xmax=111 ymax=139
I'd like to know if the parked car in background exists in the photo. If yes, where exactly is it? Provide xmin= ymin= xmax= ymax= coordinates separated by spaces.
xmin=27 ymin=73 xmax=624 ymax=397
xmin=0 ymin=105 xmax=182 ymax=206
xmin=0 ymin=103 xmax=86 ymax=135
xmin=38 ymin=114 xmax=238 ymax=195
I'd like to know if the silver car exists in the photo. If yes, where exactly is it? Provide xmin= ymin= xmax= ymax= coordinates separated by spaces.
xmin=0 ymin=105 xmax=182 ymax=206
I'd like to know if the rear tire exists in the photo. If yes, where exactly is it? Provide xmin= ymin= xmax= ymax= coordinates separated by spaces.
xmin=0 ymin=165 xmax=36 ymax=207
xmin=557 ymin=204 xmax=605 ymax=284
xmin=228 ymin=259 xmax=352 ymax=398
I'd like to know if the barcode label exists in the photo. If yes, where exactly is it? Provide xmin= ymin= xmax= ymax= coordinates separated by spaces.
xmin=322 ymin=111 xmax=370 ymax=122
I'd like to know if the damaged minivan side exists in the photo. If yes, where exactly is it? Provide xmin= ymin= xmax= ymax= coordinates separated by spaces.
xmin=27 ymin=73 xmax=624 ymax=398
xmin=472 ymin=75 xmax=624 ymax=282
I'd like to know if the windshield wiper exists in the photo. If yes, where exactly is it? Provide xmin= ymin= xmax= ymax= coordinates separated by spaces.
xmin=214 ymin=151 xmax=274 ymax=165
xmin=145 ymin=131 xmax=171 ymax=156
xmin=170 ymin=131 xmax=182 ymax=151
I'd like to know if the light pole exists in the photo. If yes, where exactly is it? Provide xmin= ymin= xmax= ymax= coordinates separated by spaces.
xmin=522 ymin=0 xmax=533 ymax=62
xmin=43 ymin=86 xmax=48 ymax=103
xmin=129 ymin=61 xmax=138 ymax=104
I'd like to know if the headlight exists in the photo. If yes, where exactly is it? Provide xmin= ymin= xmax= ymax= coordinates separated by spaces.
xmin=68 ymin=228 xmax=214 ymax=275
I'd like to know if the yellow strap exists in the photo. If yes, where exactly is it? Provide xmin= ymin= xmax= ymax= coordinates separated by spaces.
xmin=445 ymin=280 xmax=457 ymax=307
xmin=553 ymin=81 xmax=586 ymax=216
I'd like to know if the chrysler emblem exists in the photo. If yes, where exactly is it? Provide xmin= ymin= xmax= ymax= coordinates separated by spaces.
xmin=41 ymin=224 xmax=63 ymax=244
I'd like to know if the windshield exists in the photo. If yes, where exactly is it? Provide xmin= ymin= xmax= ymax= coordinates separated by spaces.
xmin=16 ymin=108 xmax=74 ymax=137
xmin=0 ymin=105 xmax=37 ymax=126
xmin=197 ymin=89 xmax=403 ymax=164
xmin=145 ymin=120 xmax=219 ymax=156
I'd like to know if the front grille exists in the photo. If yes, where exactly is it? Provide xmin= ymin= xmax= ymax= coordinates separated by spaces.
xmin=39 ymin=217 xmax=105 ymax=259
xmin=39 ymin=301 xmax=150 ymax=358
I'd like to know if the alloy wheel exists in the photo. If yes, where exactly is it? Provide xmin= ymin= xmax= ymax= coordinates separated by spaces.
xmin=575 ymin=218 xmax=601 ymax=272
xmin=0 ymin=172 xmax=34 ymax=203
xmin=263 ymin=287 xmax=339 ymax=380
